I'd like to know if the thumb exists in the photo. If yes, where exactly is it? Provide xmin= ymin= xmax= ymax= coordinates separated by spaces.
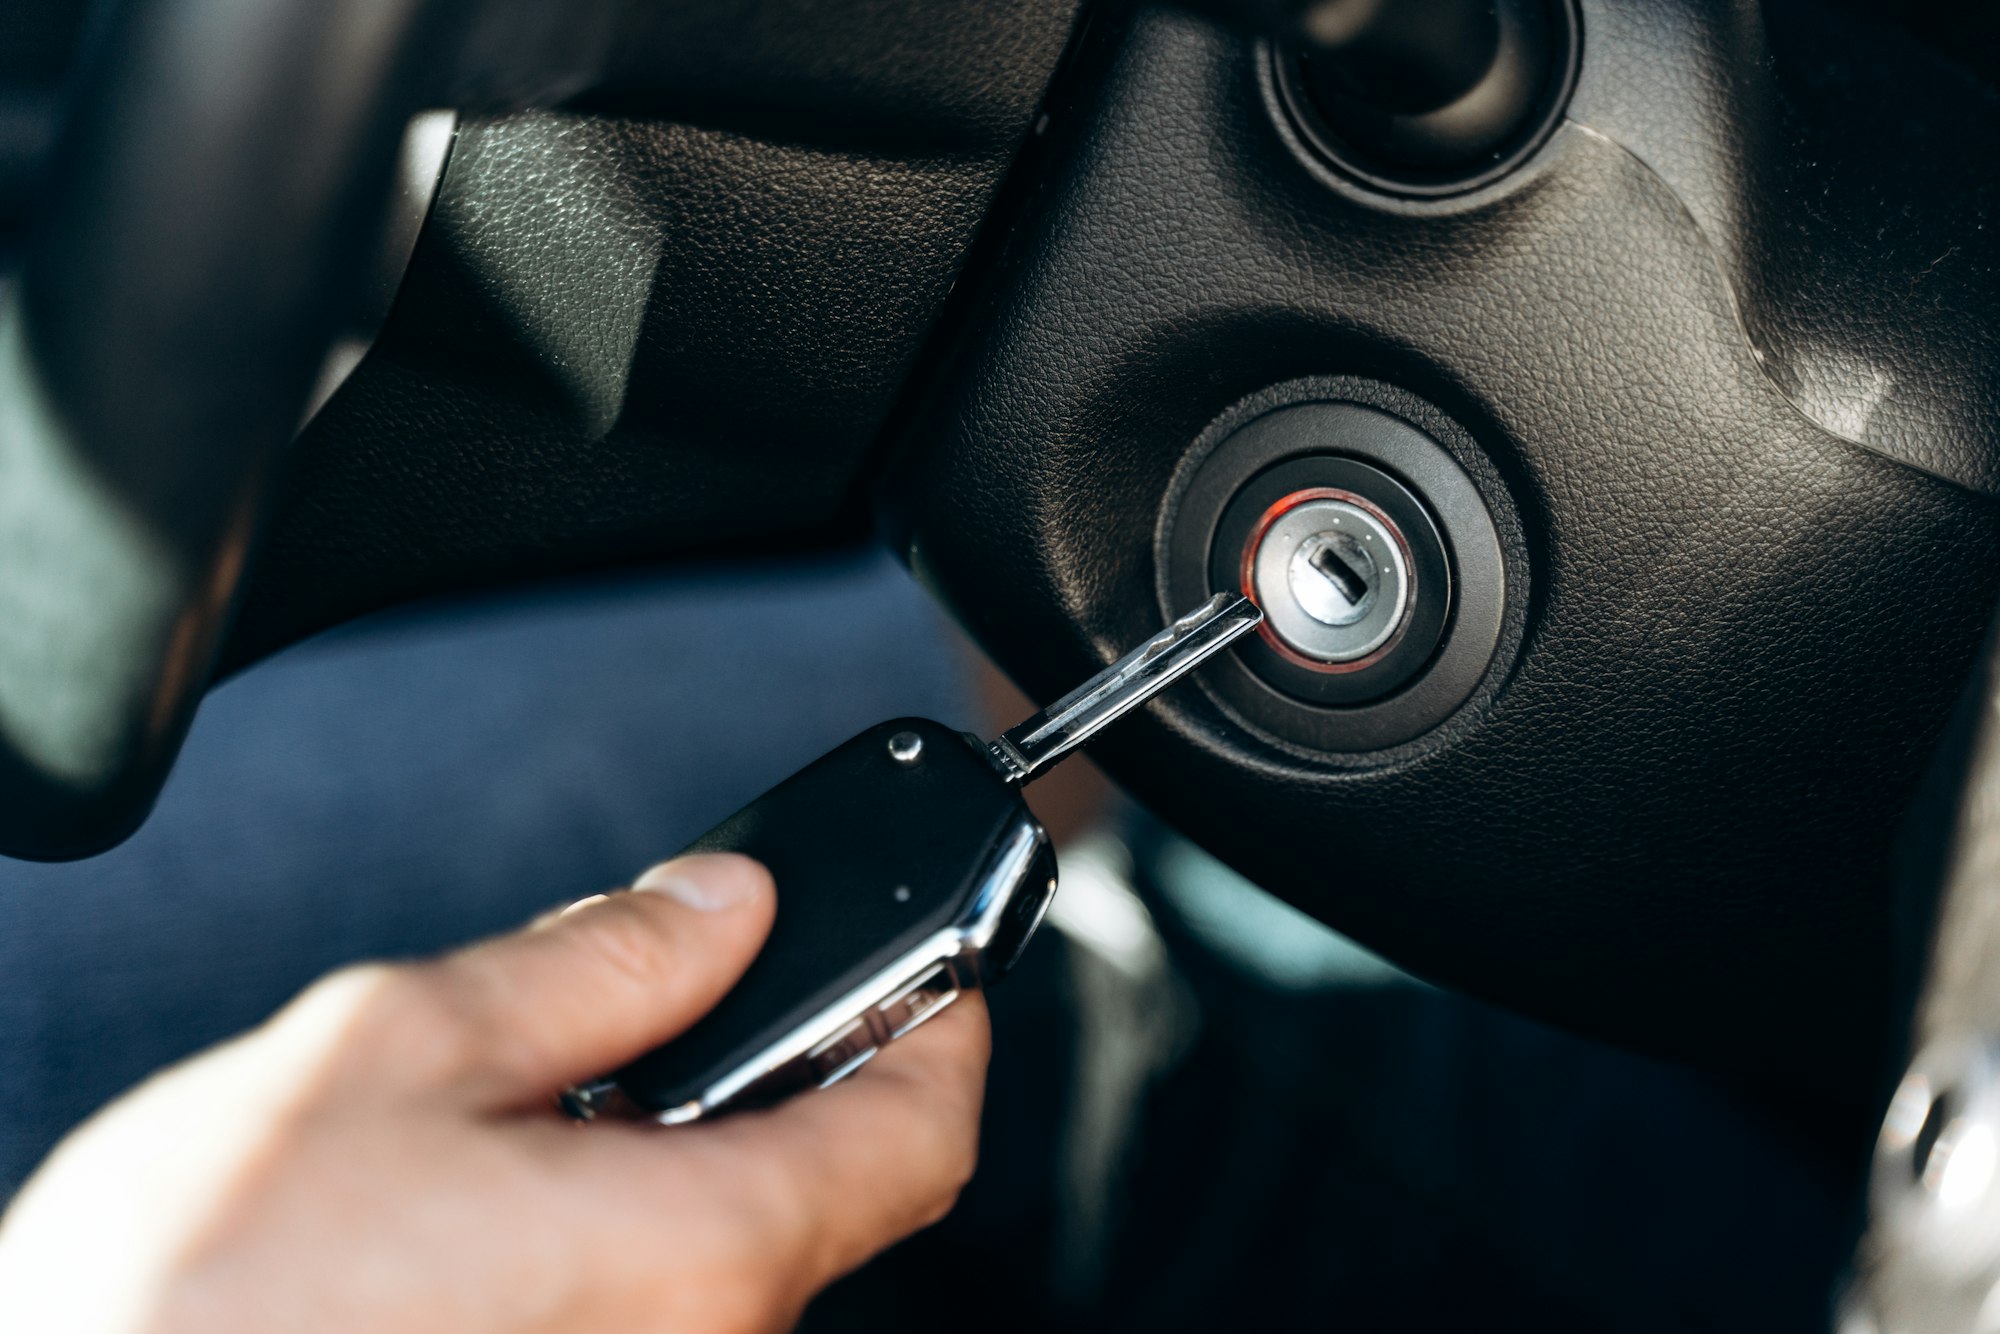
xmin=416 ymin=853 xmax=776 ymax=1108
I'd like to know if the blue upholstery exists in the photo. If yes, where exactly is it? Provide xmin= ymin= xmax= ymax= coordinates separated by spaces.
xmin=0 ymin=550 xmax=973 ymax=1197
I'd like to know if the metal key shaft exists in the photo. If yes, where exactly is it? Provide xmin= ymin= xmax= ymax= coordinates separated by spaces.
xmin=986 ymin=593 xmax=1263 ymax=784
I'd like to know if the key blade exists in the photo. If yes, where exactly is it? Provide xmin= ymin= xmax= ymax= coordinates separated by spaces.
xmin=986 ymin=593 xmax=1262 ymax=784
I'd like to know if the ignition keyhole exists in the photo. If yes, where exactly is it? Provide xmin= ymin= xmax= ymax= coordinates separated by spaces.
xmin=1288 ymin=528 xmax=1384 ymax=627
xmin=1252 ymin=494 xmax=1414 ymax=663
xmin=1308 ymin=541 xmax=1372 ymax=607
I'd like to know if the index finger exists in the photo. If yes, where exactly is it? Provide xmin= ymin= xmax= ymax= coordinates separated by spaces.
xmin=671 ymin=992 xmax=992 ymax=1288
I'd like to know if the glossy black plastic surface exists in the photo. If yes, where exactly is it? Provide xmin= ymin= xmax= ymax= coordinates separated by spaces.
xmin=613 ymin=719 xmax=1034 ymax=1113
xmin=1294 ymin=0 xmax=1503 ymax=115
xmin=0 ymin=0 xmax=465 ymax=860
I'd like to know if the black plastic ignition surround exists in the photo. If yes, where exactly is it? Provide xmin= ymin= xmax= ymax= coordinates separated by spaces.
xmin=1206 ymin=452 xmax=1455 ymax=712
xmin=1168 ymin=387 xmax=1512 ymax=749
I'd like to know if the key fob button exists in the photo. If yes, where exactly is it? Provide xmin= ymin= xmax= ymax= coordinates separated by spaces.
xmin=877 ymin=964 xmax=959 ymax=1039
xmin=807 ymin=1019 xmax=877 ymax=1086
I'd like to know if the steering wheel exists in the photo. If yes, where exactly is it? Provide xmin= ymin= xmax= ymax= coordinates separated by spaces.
xmin=5 ymin=0 xmax=1999 ymax=1118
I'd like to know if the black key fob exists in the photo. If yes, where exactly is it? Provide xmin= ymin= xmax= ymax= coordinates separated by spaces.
xmin=569 ymin=718 xmax=1055 ymax=1124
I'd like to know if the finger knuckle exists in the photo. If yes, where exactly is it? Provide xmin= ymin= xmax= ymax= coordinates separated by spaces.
xmin=943 ymin=1122 xmax=979 ymax=1196
xmin=265 ymin=963 xmax=462 ymax=1088
xmin=741 ymin=1148 xmax=820 ymax=1256
xmin=916 ymin=1180 xmax=968 ymax=1232
xmin=915 ymin=1109 xmax=979 ymax=1223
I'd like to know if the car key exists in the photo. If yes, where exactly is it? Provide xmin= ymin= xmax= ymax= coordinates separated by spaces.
xmin=561 ymin=592 xmax=1262 ymax=1125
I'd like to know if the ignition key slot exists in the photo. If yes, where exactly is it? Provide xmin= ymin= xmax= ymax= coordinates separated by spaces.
xmin=1248 ymin=487 xmax=1413 ymax=668
xmin=1161 ymin=388 xmax=1515 ymax=754
xmin=1212 ymin=457 xmax=1452 ymax=706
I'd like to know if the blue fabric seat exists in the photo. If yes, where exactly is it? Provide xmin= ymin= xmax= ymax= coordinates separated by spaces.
xmin=0 ymin=549 xmax=973 ymax=1197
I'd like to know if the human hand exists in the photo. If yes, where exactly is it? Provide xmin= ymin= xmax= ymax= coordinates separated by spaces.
xmin=0 ymin=853 xmax=989 ymax=1334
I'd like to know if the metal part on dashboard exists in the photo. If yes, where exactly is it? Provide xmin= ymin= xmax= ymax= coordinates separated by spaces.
xmin=1247 ymin=490 xmax=1413 ymax=668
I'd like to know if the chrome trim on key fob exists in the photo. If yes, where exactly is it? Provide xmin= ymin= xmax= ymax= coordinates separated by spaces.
xmin=565 ymin=817 xmax=1051 ymax=1125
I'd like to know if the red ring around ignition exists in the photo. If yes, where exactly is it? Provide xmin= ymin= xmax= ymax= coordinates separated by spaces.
xmin=1239 ymin=486 xmax=1418 ymax=676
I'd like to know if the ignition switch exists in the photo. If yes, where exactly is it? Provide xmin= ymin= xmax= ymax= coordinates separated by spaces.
xmin=1246 ymin=489 xmax=1413 ymax=669
xmin=1209 ymin=453 xmax=1451 ymax=707
xmin=1160 ymin=390 xmax=1514 ymax=753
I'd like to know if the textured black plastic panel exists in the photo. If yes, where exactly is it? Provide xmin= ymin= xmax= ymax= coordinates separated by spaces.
xmin=896 ymin=2 xmax=2000 ymax=1096
xmin=591 ymin=0 xmax=1089 ymax=155
xmin=220 ymin=0 xmax=1081 ymax=669
xmin=1572 ymin=0 xmax=2000 ymax=497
